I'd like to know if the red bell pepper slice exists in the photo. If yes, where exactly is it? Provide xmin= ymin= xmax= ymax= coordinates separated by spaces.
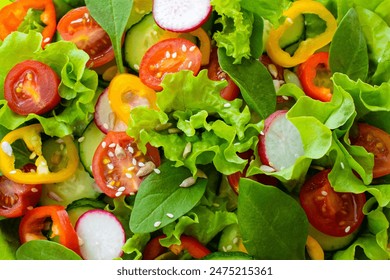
xmin=19 ymin=205 xmax=81 ymax=255
xmin=0 ymin=0 xmax=56 ymax=47
xmin=143 ymin=234 xmax=211 ymax=260
xmin=297 ymin=52 xmax=333 ymax=102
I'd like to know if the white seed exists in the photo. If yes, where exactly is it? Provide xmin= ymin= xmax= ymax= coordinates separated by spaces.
xmin=117 ymin=186 xmax=126 ymax=192
xmin=345 ymin=226 xmax=351 ymax=233
xmin=1 ymin=141 xmax=13 ymax=156
xmin=78 ymin=136 xmax=85 ymax=143
xmin=115 ymin=191 xmax=123 ymax=197
xmin=136 ymin=161 xmax=156 ymax=177
xmin=267 ymin=64 xmax=278 ymax=78
xmin=29 ymin=152 xmax=37 ymax=160
xmin=31 ymin=187 xmax=39 ymax=193
xmin=179 ymin=176 xmax=196 ymax=188
xmin=224 ymin=103 xmax=231 ymax=108
xmin=171 ymin=52 xmax=177 ymax=58
xmin=282 ymin=95 xmax=289 ymax=100
xmin=114 ymin=144 xmax=126 ymax=159
xmin=26 ymin=206 xmax=34 ymax=211
xmin=125 ymin=173 xmax=133 ymax=179
xmin=182 ymin=142 xmax=192 ymax=159
xmin=154 ymin=168 xmax=161 ymax=174
xmin=165 ymin=51 xmax=171 ymax=58
xmin=340 ymin=162 xmax=345 ymax=169
xmin=101 ymin=141 xmax=107 ymax=148
xmin=260 ymin=165 xmax=276 ymax=173
xmin=47 ymin=191 xmax=63 ymax=202
xmin=189 ymin=46 xmax=196 ymax=52
xmin=181 ymin=44 xmax=187 ymax=52
xmin=154 ymin=221 xmax=162 ymax=228
xmin=166 ymin=213 xmax=174 ymax=219
xmin=109 ymin=143 xmax=116 ymax=148
xmin=321 ymin=191 xmax=328 ymax=196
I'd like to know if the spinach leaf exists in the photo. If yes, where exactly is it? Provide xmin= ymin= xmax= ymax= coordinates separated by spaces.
xmin=130 ymin=161 xmax=207 ymax=233
xmin=85 ymin=0 xmax=132 ymax=73
xmin=16 ymin=240 xmax=82 ymax=260
xmin=329 ymin=8 xmax=368 ymax=82
xmin=218 ymin=48 xmax=276 ymax=120
xmin=238 ymin=178 xmax=308 ymax=259
xmin=0 ymin=219 xmax=20 ymax=260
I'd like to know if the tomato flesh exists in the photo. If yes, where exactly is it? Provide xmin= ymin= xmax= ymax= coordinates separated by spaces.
xmin=4 ymin=60 xmax=61 ymax=116
xmin=139 ymin=38 xmax=202 ymax=91
xmin=57 ymin=6 xmax=115 ymax=68
xmin=207 ymin=48 xmax=240 ymax=101
xmin=351 ymin=123 xmax=390 ymax=178
xmin=0 ymin=164 xmax=42 ymax=218
xmin=92 ymin=131 xmax=160 ymax=198
xmin=299 ymin=169 xmax=366 ymax=237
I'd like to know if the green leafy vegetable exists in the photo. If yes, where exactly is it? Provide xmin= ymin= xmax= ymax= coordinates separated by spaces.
xmin=329 ymin=8 xmax=368 ymax=81
xmin=0 ymin=31 xmax=98 ymax=137
xmin=130 ymin=161 xmax=207 ymax=233
xmin=238 ymin=178 xmax=308 ymax=260
xmin=128 ymin=70 xmax=262 ymax=176
xmin=85 ymin=0 xmax=133 ymax=73
xmin=16 ymin=240 xmax=82 ymax=260
xmin=218 ymin=47 xmax=276 ymax=120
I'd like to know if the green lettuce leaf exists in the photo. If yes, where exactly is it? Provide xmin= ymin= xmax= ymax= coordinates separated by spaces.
xmin=0 ymin=31 xmax=98 ymax=137
xmin=128 ymin=70 xmax=262 ymax=176
xmin=211 ymin=0 xmax=254 ymax=63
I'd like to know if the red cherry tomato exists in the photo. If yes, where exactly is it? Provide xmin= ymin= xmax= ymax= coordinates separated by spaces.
xmin=19 ymin=205 xmax=80 ymax=255
xmin=92 ymin=131 xmax=161 ymax=198
xmin=299 ymin=169 xmax=366 ymax=237
xmin=4 ymin=60 xmax=61 ymax=116
xmin=139 ymin=38 xmax=202 ymax=91
xmin=207 ymin=47 xmax=240 ymax=101
xmin=0 ymin=164 xmax=42 ymax=218
xmin=57 ymin=6 xmax=115 ymax=68
xmin=351 ymin=123 xmax=390 ymax=178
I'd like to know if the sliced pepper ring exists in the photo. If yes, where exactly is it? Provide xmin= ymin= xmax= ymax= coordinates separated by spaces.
xmin=0 ymin=124 xmax=79 ymax=184
xmin=266 ymin=0 xmax=337 ymax=68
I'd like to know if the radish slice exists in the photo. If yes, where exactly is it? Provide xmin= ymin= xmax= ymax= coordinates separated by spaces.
xmin=153 ymin=0 xmax=212 ymax=32
xmin=258 ymin=110 xmax=305 ymax=171
xmin=94 ymin=89 xmax=127 ymax=133
xmin=75 ymin=209 xmax=126 ymax=260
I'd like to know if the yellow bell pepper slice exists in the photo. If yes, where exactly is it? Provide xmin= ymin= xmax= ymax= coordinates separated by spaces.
xmin=0 ymin=124 xmax=78 ymax=184
xmin=266 ymin=0 xmax=337 ymax=68
xmin=108 ymin=73 xmax=157 ymax=123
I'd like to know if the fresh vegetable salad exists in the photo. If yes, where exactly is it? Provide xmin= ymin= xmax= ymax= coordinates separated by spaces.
xmin=0 ymin=0 xmax=389 ymax=260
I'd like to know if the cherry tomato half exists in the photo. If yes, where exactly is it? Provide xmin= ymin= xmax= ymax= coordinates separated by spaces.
xmin=92 ymin=131 xmax=161 ymax=198
xmin=207 ymin=47 xmax=240 ymax=101
xmin=0 ymin=164 xmax=42 ymax=218
xmin=351 ymin=123 xmax=390 ymax=178
xmin=57 ymin=6 xmax=115 ymax=68
xmin=4 ymin=60 xmax=61 ymax=116
xmin=299 ymin=169 xmax=366 ymax=237
xmin=139 ymin=38 xmax=202 ymax=91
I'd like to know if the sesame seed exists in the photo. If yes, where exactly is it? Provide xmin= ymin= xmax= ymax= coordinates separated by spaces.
xmin=31 ymin=187 xmax=38 ymax=193
xmin=29 ymin=152 xmax=37 ymax=160
xmin=101 ymin=141 xmax=107 ymax=148
xmin=43 ymin=37 xmax=50 ymax=43
xmin=9 ymin=170 xmax=17 ymax=174
xmin=223 ymin=103 xmax=231 ymax=108
xmin=189 ymin=46 xmax=196 ymax=52
xmin=182 ymin=44 xmax=187 ymax=52
xmin=27 ymin=206 xmax=34 ymax=210
xmin=108 ymin=151 xmax=115 ymax=157
xmin=232 ymin=237 xmax=239 ymax=244
xmin=165 ymin=51 xmax=171 ymax=58
xmin=286 ymin=17 xmax=293 ymax=24
xmin=117 ymin=186 xmax=126 ymax=192
xmin=103 ymin=123 xmax=109 ymax=130
xmin=171 ymin=52 xmax=177 ymax=58
xmin=226 ymin=245 xmax=233 ymax=251
xmin=109 ymin=143 xmax=116 ymax=148
xmin=125 ymin=173 xmax=133 ymax=178
xmin=138 ymin=161 xmax=145 ymax=167
xmin=132 ymin=158 xmax=137 ymax=166
xmin=154 ymin=168 xmax=161 ymax=174
xmin=107 ymin=163 xmax=114 ymax=170
xmin=130 ymin=192 xmax=136 ymax=196
xmin=154 ymin=221 xmax=162 ymax=228
xmin=282 ymin=95 xmax=289 ymax=100
xmin=166 ymin=213 xmax=174 ymax=218
xmin=222 ymin=246 xmax=227 ymax=252
xmin=340 ymin=162 xmax=345 ymax=169
xmin=321 ymin=191 xmax=328 ymax=196
xmin=115 ymin=191 xmax=123 ymax=197
xmin=345 ymin=226 xmax=351 ymax=233
xmin=188 ymin=61 xmax=193 ymax=68
xmin=1 ymin=141 xmax=13 ymax=156
xmin=128 ymin=146 xmax=134 ymax=153
xmin=260 ymin=165 xmax=276 ymax=173
xmin=260 ymin=131 xmax=265 ymax=136
xmin=78 ymin=136 xmax=85 ymax=143
xmin=133 ymin=64 xmax=140 ymax=70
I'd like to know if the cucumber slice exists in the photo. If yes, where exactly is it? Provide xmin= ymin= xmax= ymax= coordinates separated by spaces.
xmin=279 ymin=14 xmax=305 ymax=49
xmin=308 ymin=224 xmax=358 ymax=251
xmin=79 ymin=120 xmax=105 ymax=176
xmin=203 ymin=251 xmax=254 ymax=260
xmin=124 ymin=13 xmax=195 ymax=72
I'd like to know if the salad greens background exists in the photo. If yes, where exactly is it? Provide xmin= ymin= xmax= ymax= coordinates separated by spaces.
xmin=1 ymin=0 xmax=390 ymax=260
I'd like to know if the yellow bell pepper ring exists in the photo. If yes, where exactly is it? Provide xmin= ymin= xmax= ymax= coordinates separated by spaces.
xmin=0 ymin=124 xmax=79 ymax=184
xmin=108 ymin=73 xmax=157 ymax=123
xmin=266 ymin=0 xmax=337 ymax=68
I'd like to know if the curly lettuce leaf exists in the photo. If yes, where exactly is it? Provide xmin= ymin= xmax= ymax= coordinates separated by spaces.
xmin=0 ymin=31 xmax=98 ymax=137
xmin=128 ymin=70 xmax=262 ymax=176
